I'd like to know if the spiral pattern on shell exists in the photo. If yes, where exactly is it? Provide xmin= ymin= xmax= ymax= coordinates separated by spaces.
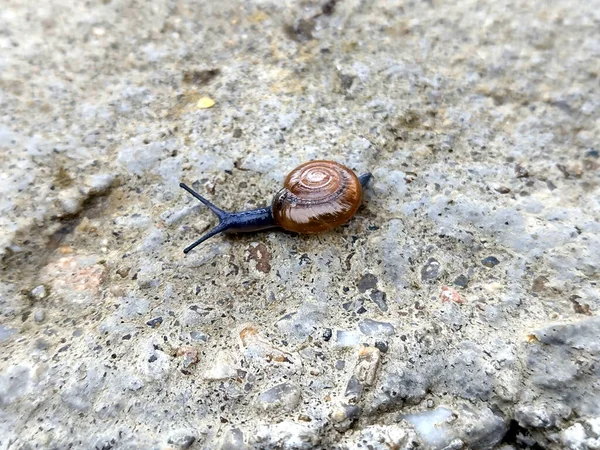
xmin=271 ymin=160 xmax=363 ymax=233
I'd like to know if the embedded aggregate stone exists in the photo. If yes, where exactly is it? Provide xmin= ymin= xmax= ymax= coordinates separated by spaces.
xmin=257 ymin=383 xmax=301 ymax=412
xmin=29 ymin=285 xmax=48 ymax=301
xmin=358 ymin=319 xmax=396 ymax=336
xmin=0 ymin=0 xmax=598 ymax=448
xmin=33 ymin=309 xmax=45 ymax=323
xmin=421 ymin=257 xmax=442 ymax=281
xmin=481 ymin=256 xmax=501 ymax=268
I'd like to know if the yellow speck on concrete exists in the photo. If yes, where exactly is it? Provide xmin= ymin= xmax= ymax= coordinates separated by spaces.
xmin=197 ymin=97 xmax=215 ymax=109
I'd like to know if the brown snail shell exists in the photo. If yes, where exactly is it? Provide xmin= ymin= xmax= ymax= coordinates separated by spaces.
xmin=271 ymin=160 xmax=363 ymax=233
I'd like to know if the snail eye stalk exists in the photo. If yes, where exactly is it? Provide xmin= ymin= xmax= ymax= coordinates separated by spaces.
xmin=180 ymin=183 xmax=230 ymax=254
xmin=358 ymin=173 xmax=372 ymax=189
xmin=179 ymin=183 xmax=227 ymax=220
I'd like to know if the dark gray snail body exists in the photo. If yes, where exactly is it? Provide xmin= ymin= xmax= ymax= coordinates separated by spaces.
xmin=180 ymin=160 xmax=372 ymax=254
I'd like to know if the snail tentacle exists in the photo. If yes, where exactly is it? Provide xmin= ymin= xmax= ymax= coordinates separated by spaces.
xmin=358 ymin=172 xmax=372 ymax=189
xmin=180 ymin=183 xmax=276 ymax=253
xmin=179 ymin=183 xmax=227 ymax=220
xmin=183 ymin=222 xmax=229 ymax=254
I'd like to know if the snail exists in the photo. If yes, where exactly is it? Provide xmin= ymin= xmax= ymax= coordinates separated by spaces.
xmin=179 ymin=160 xmax=372 ymax=254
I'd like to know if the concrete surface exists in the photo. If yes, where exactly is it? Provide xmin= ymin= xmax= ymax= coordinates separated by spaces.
xmin=1 ymin=0 xmax=599 ymax=449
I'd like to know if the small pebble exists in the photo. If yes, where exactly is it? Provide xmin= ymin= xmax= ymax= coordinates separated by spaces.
xmin=453 ymin=275 xmax=469 ymax=287
xmin=369 ymin=290 xmax=388 ymax=312
xmin=421 ymin=258 xmax=441 ymax=281
xmin=146 ymin=317 xmax=163 ymax=328
xmin=355 ymin=346 xmax=381 ymax=386
xmin=34 ymin=309 xmax=45 ymax=323
xmin=190 ymin=331 xmax=209 ymax=342
xmin=0 ymin=325 xmax=17 ymax=342
xmin=331 ymin=404 xmax=361 ymax=423
xmin=176 ymin=346 xmax=199 ymax=368
xmin=481 ymin=256 xmax=500 ymax=268
xmin=359 ymin=319 xmax=395 ymax=336
xmin=440 ymin=286 xmax=463 ymax=304
xmin=335 ymin=330 xmax=361 ymax=347
xmin=30 ymin=285 xmax=48 ymax=301
xmin=167 ymin=435 xmax=195 ymax=450
xmin=344 ymin=375 xmax=363 ymax=400
xmin=219 ymin=428 xmax=245 ymax=449
xmin=374 ymin=341 xmax=388 ymax=353
xmin=358 ymin=273 xmax=378 ymax=292
xmin=257 ymin=382 xmax=301 ymax=412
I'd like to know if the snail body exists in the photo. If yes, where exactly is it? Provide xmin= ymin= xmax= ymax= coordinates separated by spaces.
xmin=180 ymin=160 xmax=371 ymax=254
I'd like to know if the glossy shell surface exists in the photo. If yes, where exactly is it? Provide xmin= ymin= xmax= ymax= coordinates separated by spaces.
xmin=272 ymin=160 xmax=363 ymax=233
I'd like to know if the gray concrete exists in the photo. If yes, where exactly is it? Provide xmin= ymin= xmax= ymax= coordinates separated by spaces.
xmin=1 ymin=0 xmax=599 ymax=449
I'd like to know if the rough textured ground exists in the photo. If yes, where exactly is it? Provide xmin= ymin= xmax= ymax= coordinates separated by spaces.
xmin=1 ymin=0 xmax=599 ymax=449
